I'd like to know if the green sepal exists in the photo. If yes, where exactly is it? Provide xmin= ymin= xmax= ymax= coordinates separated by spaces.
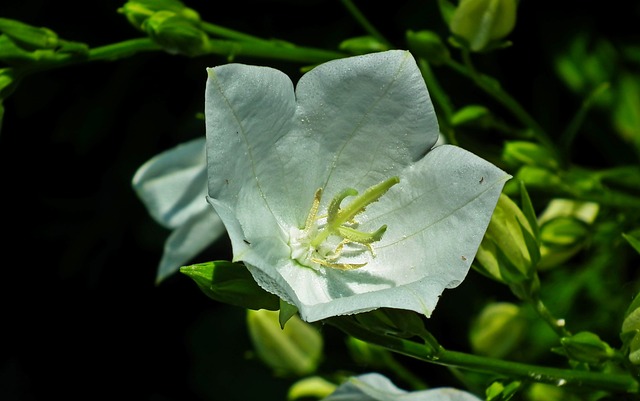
xmin=279 ymin=299 xmax=299 ymax=329
xmin=180 ymin=260 xmax=279 ymax=310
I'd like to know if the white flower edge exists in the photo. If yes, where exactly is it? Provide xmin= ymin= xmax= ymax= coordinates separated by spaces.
xmin=132 ymin=137 xmax=225 ymax=282
xmin=321 ymin=373 xmax=482 ymax=401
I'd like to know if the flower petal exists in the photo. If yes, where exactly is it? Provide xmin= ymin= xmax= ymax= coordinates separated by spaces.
xmin=155 ymin=208 xmax=225 ymax=283
xmin=322 ymin=373 xmax=482 ymax=401
xmin=132 ymin=137 xmax=208 ymax=229
xmin=293 ymin=50 xmax=439 ymax=199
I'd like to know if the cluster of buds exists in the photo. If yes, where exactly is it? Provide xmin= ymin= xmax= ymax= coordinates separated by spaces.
xmin=118 ymin=0 xmax=209 ymax=56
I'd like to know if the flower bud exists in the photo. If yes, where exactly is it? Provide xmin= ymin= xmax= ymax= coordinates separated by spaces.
xmin=0 ymin=18 xmax=58 ymax=50
xmin=288 ymin=376 xmax=336 ymax=401
xmin=118 ymin=0 xmax=200 ymax=31
xmin=450 ymin=0 xmax=517 ymax=52
xmin=537 ymin=199 xmax=598 ymax=270
xmin=247 ymin=309 xmax=323 ymax=377
xmin=474 ymin=193 xmax=538 ymax=295
xmin=406 ymin=30 xmax=450 ymax=65
xmin=142 ymin=11 xmax=209 ymax=56
xmin=470 ymin=302 xmax=527 ymax=358
xmin=558 ymin=331 xmax=615 ymax=365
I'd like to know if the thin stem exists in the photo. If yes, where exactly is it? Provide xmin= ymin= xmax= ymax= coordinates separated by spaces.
xmin=530 ymin=296 xmax=572 ymax=338
xmin=200 ymin=21 xmax=266 ymax=43
xmin=340 ymin=0 xmax=392 ymax=48
xmin=445 ymin=54 xmax=561 ymax=164
xmin=328 ymin=316 xmax=639 ymax=394
xmin=417 ymin=58 xmax=458 ymax=145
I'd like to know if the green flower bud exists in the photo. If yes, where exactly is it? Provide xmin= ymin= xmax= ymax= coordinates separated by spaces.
xmin=474 ymin=194 xmax=537 ymax=290
xmin=247 ymin=309 xmax=323 ymax=377
xmin=450 ymin=0 xmax=517 ymax=52
xmin=0 ymin=18 xmax=58 ymax=50
xmin=502 ymin=141 xmax=559 ymax=171
xmin=526 ymin=383 xmax=581 ymax=401
xmin=558 ymin=331 xmax=615 ymax=365
xmin=537 ymin=199 xmax=598 ymax=270
xmin=338 ymin=36 xmax=389 ymax=55
xmin=405 ymin=30 xmax=450 ymax=65
xmin=180 ymin=261 xmax=280 ymax=311
xmin=142 ymin=11 xmax=209 ymax=56
xmin=470 ymin=302 xmax=527 ymax=358
xmin=118 ymin=0 xmax=200 ymax=31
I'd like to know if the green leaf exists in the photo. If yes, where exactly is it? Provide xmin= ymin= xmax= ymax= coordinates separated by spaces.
xmin=180 ymin=261 xmax=279 ymax=310
xmin=623 ymin=232 xmax=640 ymax=254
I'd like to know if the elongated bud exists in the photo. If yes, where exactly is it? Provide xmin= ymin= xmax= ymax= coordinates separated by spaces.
xmin=247 ymin=309 xmax=323 ymax=377
xmin=450 ymin=0 xmax=517 ymax=52
xmin=474 ymin=194 xmax=537 ymax=284
xmin=0 ymin=18 xmax=58 ymax=50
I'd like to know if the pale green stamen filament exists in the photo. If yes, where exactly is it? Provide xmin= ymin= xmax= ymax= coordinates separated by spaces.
xmin=292 ymin=176 xmax=400 ymax=271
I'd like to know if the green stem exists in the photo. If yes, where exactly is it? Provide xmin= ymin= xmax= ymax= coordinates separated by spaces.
xmin=200 ymin=21 xmax=266 ymax=43
xmin=417 ymin=58 xmax=458 ymax=145
xmin=328 ymin=316 xmax=639 ymax=394
xmin=446 ymin=52 xmax=561 ymax=164
xmin=340 ymin=0 xmax=392 ymax=48
xmin=530 ymin=295 xmax=571 ymax=338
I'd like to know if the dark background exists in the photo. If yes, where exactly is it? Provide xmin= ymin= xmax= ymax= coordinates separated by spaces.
xmin=1 ymin=1 xmax=638 ymax=400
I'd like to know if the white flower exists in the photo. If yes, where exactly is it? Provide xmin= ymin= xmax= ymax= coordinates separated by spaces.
xmin=205 ymin=50 xmax=510 ymax=322
xmin=132 ymin=137 xmax=225 ymax=283
xmin=321 ymin=373 xmax=482 ymax=401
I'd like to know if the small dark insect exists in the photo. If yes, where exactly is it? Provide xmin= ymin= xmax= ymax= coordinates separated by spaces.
xmin=479 ymin=177 xmax=484 ymax=184
xmin=461 ymin=255 xmax=467 ymax=261
xmin=243 ymin=239 xmax=251 ymax=245
xmin=225 ymin=179 xmax=229 ymax=185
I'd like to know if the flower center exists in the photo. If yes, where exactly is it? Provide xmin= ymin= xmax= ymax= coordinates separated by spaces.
xmin=289 ymin=176 xmax=399 ymax=271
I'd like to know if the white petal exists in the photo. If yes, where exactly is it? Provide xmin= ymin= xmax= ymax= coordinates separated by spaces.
xmin=322 ymin=373 xmax=482 ymax=401
xmin=155 ymin=208 xmax=225 ymax=283
xmin=293 ymin=50 xmax=439 ymax=198
xmin=132 ymin=137 xmax=207 ymax=229
xmin=205 ymin=63 xmax=299 ymax=240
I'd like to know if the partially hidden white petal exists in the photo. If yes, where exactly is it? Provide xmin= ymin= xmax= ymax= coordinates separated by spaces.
xmin=132 ymin=137 xmax=207 ymax=229
xmin=322 ymin=373 xmax=482 ymax=401
xmin=155 ymin=207 xmax=225 ymax=283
